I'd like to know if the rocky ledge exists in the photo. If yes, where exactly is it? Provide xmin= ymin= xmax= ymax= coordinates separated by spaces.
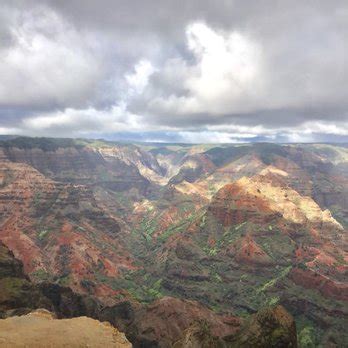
xmin=0 ymin=309 xmax=131 ymax=348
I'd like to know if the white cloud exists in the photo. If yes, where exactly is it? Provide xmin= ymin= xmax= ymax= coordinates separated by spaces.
xmin=22 ymin=104 xmax=143 ymax=136
xmin=0 ymin=5 xmax=103 ymax=107
xmin=16 ymin=59 xmax=158 ymax=137
xmin=125 ymin=59 xmax=156 ymax=95
xmin=0 ymin=3 xmax=347 ymax=143
xmin=185 ymin=22 xmax=261 ymax=109
xmin=0 ymin=127 xmax=22 ymax=135
xmin=177 ymin=131 xmax=243 ymax=143
xmin=128 ymin=18 xmax=348 ymax=132
xmin=300 ymin=121 xmax=348 ymax=136
xmin=147 ymin=22 xmax=263 ymax=116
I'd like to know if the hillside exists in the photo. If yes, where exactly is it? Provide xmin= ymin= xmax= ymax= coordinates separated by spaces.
xmin=0 ymin=240 xmax=297 ymax=347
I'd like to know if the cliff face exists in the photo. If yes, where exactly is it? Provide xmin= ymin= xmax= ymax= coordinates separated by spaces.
xmin=225 ymin=305 xmax=298 ymax=348
xmin=2 ymin=144 xmax=152 ymax=192
xmin=128 ymin=296 xmax=241 ymax=347
xmin=0 ymin=160 xmax=137 ymax=299
xmin=0 ymin=241 xmax=101 ymax=319
xmin=208 ymin=172 xmax=343 ymax=230
xmin=174 ymin=305 xmax=298 ymax=348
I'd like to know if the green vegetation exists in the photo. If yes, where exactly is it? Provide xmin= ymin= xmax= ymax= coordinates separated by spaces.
xmin=57 ymin=274 xmax=71 ymax=287
xmin=234 ymin=222 xmax=247 ymax=231
xmin=201 ymin=220 xmax=248 ymax=256
xmin=258 ymin=230 xmax=295 ymax=260
xmin=135 ymin=215 xmax=158 ymax=244
xmin=37 ymin=229 xmax=50 ymax=240
xmin=97 ymin=269 xmax=165 ymax=303
xmin=257 ymin=266 xmax=292 ymax=294
xmin=33 ymin=192 xmax=41 ymax=206
xmin=212 ymin=272 xmax=222 ymax=283
xmin=203 ymin=245 xmax=218 ymax=256
xmin=157 ymin=210 xmax=202 ymax=243
xmin=329 ymin=204 xmax=348 ymax=228
xmin=32 ymin=269 xmax=51 ymax=281
xmin=0 ymin=277 xmax=29 ymax=297
xmin=298 ymin=326 xmax=316 ymax=348
xmin=267 ymin=296 xmax=280 ymax=306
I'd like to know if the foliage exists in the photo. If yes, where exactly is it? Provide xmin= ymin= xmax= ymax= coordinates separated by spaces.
xmin=298 ymin=326 xmax=316 ymax=348
xmin=32 ymin=269 xmax=51 ymax=281
xmin=37 ymin=229 xmax=50 ymax=240
xmin=257 ymin=266 xmax=292 ymax=294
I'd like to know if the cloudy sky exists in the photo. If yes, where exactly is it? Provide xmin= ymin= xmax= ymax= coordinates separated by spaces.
xmin=0 ymin=0 xmax=347 ymax=143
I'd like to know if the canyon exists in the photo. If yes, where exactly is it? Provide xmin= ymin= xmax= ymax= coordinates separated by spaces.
xmin=0 ymin=137 xmax=347 ymax=347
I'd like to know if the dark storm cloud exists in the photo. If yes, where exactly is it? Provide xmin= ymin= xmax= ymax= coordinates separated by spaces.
xmin=0 ymin=0 xmax=347 ymax=142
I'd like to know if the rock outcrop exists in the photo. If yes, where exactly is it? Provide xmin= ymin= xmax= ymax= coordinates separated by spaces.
xmin=0 ymin=241 xmax=101 ymax=319
xmin=0 ymin=309 xmax=131 ymax=348
xmin=129 ymin=296 xmax=241 ymax=347
xmin=174 ymin=306 xmax=298 ymax=348
xmin=225 ymin=305 xmax=298 ymax=347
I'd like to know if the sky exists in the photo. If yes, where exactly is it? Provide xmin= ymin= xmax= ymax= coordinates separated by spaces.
xmin=0 ymin=0 xmax=347 ymax=143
